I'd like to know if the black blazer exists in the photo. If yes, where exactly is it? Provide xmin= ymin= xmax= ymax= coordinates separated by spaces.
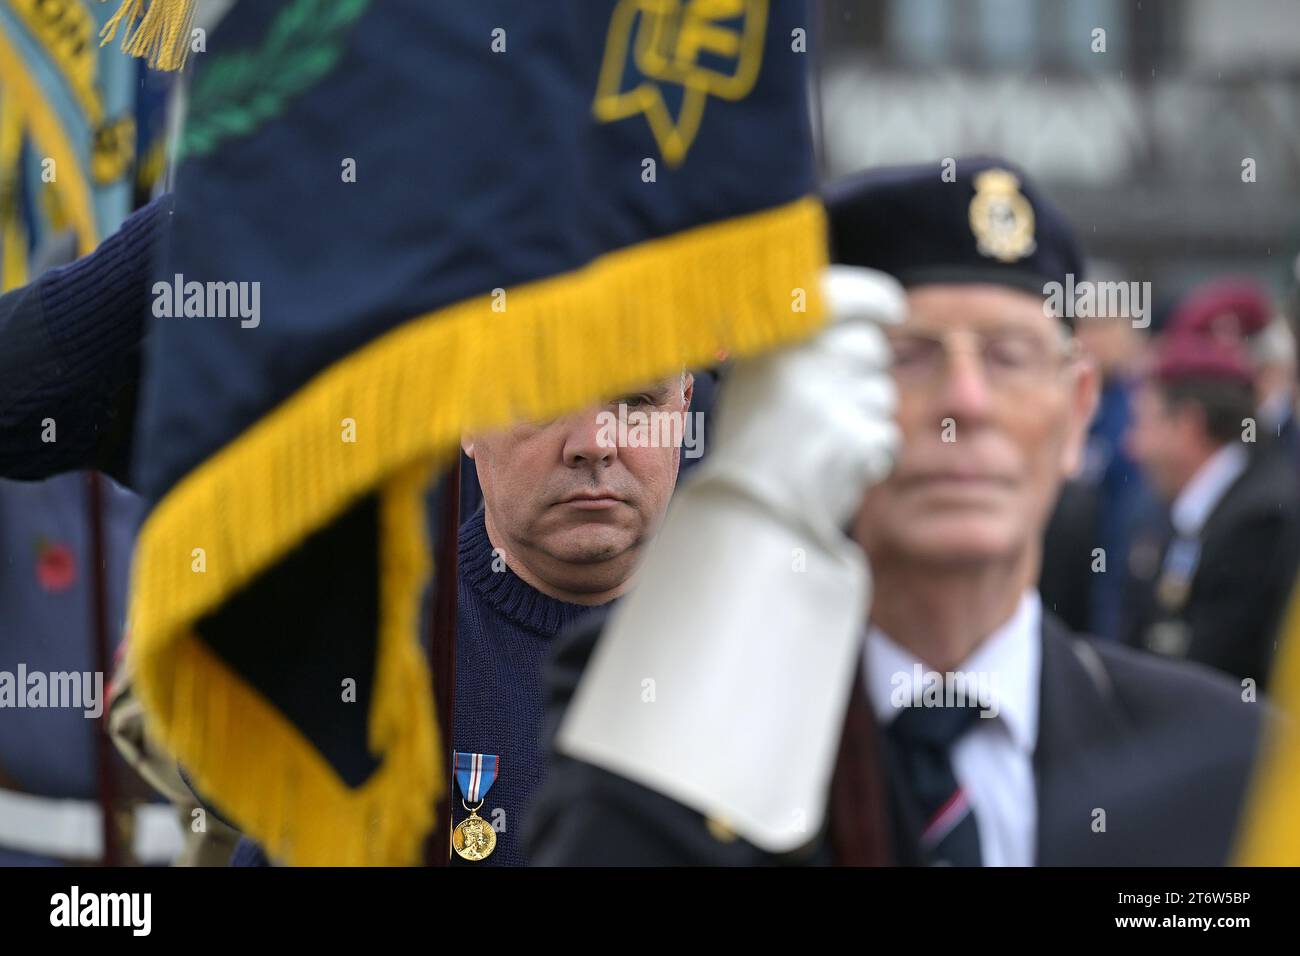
xmin=529 ymin=610 xmax=1266 ymax=866
xmin=1122 ymin=448 xmax=1300 ymax=689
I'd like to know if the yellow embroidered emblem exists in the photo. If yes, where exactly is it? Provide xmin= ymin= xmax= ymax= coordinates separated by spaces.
xmin=593 ymin=0 xmax=767 ymax=167
xmin=968 ymin=169 xmax=1037 ymax=263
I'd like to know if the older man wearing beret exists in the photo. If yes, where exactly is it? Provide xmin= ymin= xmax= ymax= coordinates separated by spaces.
xmin=533 ymin=158 xmax=1271 ymax=867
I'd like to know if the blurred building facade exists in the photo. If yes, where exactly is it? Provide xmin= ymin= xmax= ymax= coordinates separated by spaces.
xmin=815 ymin=0 xmax=1300 ymax=304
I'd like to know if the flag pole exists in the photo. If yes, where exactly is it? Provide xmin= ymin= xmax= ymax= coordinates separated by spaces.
xmin=828 ymin=669 xmax=891 ymax=865
xmin=86 ymin=471 xmax=123 ymax=866
xmin=425 ymin=461 xmax=461 ymax=864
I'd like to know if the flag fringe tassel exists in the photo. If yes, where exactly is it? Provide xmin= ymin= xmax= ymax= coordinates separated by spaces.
xmin=100 ymin=0 xmax=198 ymax=72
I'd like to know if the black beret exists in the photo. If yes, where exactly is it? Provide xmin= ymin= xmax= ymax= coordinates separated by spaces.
xmin=823 ymin=157 xmax=1085 ymax=308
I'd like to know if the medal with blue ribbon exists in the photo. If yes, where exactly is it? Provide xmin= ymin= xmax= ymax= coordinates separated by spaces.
xmin=451 ymin=752 xmax=499 ymax=861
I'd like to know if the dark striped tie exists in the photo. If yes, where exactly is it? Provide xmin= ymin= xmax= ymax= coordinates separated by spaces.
xmin=885 ymin=702 xmax=984 ymax=866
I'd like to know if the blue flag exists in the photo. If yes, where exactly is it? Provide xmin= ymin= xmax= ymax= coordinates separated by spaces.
xmin=127 ymin=0 xmax=828 ymax=865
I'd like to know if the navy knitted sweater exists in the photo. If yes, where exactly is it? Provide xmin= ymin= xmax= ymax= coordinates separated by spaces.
xmin=450 ymin=508 xmax=597 ymax=865
xmin=230 ymin=508 xmax=599 ymax=866
xmin=0 ymin=196 xmax=167 ymax=484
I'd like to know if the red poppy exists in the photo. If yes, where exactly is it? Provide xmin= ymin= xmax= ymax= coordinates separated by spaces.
xmin=36 ymin=542 xmax=77 ymax=592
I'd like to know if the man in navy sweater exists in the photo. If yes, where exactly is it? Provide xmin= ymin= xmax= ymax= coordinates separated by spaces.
xmin=0 ymin=196 xmax=166 ymax=485
xmin=448 ymin=375 xmax=694 ymax=864
xmin=232 ymin=374 xmax=694 ymax=865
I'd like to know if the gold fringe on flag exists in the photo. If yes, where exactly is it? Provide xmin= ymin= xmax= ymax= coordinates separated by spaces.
xmin=0 ymin=89 xmax=30 ymax=291
xmin=1235 ymin=576 xmax=1300 ymax=864
xmin=100 ymin=0 xmax=198 ymax=72
xmin=127 ymin=196 xmax=829 ymax=866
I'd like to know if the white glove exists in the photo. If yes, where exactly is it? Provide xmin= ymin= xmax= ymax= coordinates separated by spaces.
xmin=703 ymin=265 xmax=901 ymax=540
xmin=555 ymin=266 xmax=904 ymax=853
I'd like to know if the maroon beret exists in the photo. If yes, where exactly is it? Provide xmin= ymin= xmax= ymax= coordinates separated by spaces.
xmin=1169 ymin=279 xmax=1273 ymax=341
xmin=1153 ymin=331 xmax=1254 ymax=386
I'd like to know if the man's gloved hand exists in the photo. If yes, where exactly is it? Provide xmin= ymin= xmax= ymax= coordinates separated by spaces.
xmin=554 ymin=266 xmax=905 ymax=854
xmin=703 ymin=265 xmax=902 ymax=547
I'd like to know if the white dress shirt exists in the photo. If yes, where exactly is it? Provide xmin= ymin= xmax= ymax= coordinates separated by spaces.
xmin=865 ymin=590 xmax=1042 ymax=867
xmin=1170 ymin=443 xmax=1248 ymax=538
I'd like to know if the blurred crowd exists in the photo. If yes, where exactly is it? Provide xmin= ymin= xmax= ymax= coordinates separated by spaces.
xmin=1041 ymin=270 xmax=1300 ymax=690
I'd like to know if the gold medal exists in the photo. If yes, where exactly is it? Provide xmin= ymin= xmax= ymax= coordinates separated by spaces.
xmin=452 ymin=799 xmax=496 ymax=861
xmin=1156 ymin=571 xmax=1191 ymax=611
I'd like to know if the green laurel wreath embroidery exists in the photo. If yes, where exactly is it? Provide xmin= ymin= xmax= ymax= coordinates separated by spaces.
xmin=180 ymin=0 xmax=372 ymax=160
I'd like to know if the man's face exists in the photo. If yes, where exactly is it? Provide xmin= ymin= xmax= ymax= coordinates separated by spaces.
xmin=464 ymin=374 xmax=693 ymax=600
xmin=852 ymin=283 xmax=1098 ymax=569
xmin=1125 ymin=382 xmax=1189 ymax=501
